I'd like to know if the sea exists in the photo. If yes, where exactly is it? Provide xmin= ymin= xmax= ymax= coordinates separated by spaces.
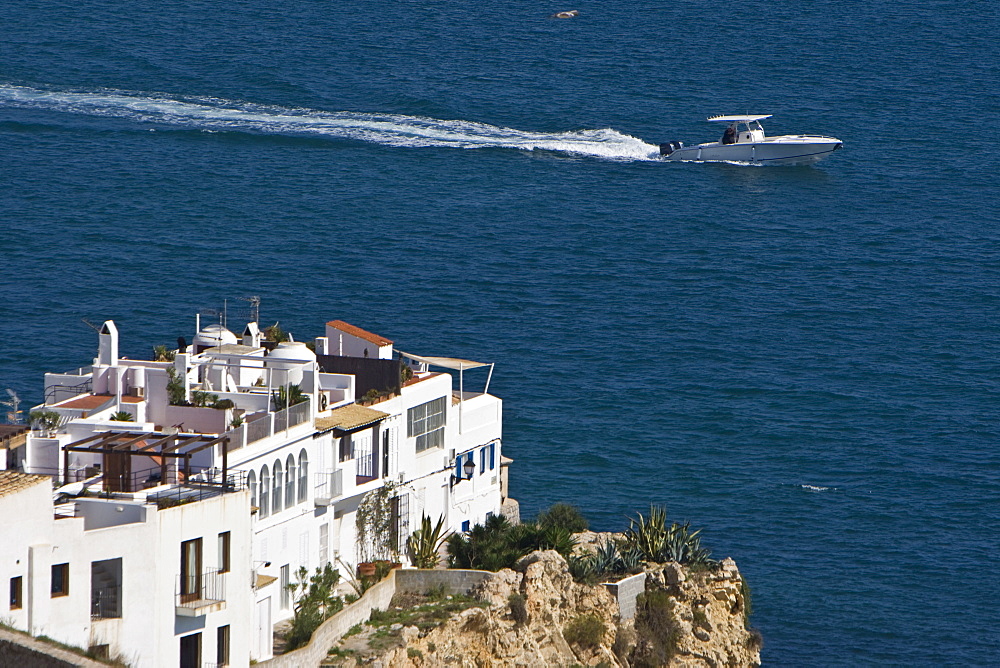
xmin=1 ymin=0 xmax=998 ymax=664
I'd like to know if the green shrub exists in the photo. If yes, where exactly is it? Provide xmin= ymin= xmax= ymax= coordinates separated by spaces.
xmin=633 ymin=590 xmax=681 ymax=667
xmin=407 ymin=648 xmax=423 ymax=659
xmin=563 ymin=613 xmax=606 ymax=648
xmin=537 ymin=503 xmax=589 ymax=533
xmin=447 ymin=515 xmax=577 ymax=572
xmin=284 ymin=564 xmax=344 ymax=651
xmin=508 ymin=593 xmax=528 ymax=625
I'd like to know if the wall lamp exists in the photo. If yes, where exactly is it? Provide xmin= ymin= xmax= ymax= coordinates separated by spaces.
xmin=450 ymin=458 xmax=477 ymax=487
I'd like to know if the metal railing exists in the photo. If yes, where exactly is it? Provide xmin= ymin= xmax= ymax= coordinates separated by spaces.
xmin=91 ymin=585 xmax=121 ymax=619
xmin=176 ymin=568 xmax=226 ymax=608
xmin=314 ymin=470 xmax=343 ymax=503
xmin=275 ymin=399 xmax=311 ymax=431
xmin=147 ymin=470 xmax=248 ymax=509
xmin=243 ymin=399 xmax=312 ymax=446
xmin=245 ymin=414 xmax=271 ymax=444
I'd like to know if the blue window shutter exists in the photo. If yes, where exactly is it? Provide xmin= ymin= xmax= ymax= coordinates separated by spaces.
xmin=455 ymin=457 xmax=462 ymax=480
xmin=480 ymin=447 xmax=485 ymax=474
xmin=461 ymin=520 xmax=470 ymax=532
xmin=489 ymin=443 xmax=495 ymax=470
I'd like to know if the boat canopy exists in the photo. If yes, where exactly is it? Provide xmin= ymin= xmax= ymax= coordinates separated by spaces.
xmin=707 ymin=114 xmax=772 ymax=123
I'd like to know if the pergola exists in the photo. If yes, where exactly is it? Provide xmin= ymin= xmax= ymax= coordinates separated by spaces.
xmin=62 ymin=430 xmax=232 ymax=492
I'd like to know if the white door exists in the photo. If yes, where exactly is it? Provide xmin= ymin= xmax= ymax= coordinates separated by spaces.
xmin=255 ymin=597 xmax=271 ymax=660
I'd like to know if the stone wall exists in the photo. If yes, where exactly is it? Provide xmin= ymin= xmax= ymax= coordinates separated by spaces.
xmin=394 ymin=568 xmax=492 ymax=596
xmin=603 ymin=571 xmax=646 ymax=620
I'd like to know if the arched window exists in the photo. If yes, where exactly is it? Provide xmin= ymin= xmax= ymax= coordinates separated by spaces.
xmin=285 ymin=454 xmax=296 ymax=508
xmin=260 ymin=465 xmax=270 ymax=519
xmin=272 ymin=460 xmax=283 ymax=513
xmin=248 ymin=470 xmax=257 ymax=511
xmin=298 ymin=449 xmax=309 ymax=503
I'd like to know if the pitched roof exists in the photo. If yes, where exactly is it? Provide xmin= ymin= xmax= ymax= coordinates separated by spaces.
xmin=326 ymin=320 xmax=393 ymax=347
xmin=315 ymin=404 xmax=390 ymax=434
xmin=0 ymin=470 xmax=50 ymax=499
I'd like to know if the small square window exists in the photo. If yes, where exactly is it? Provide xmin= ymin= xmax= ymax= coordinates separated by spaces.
xmin=461 ymin=520 xmax=470 ymax=532
xmin=10 ymin=576 xmax=22 ymax=610
xmin=51 ymin=563 xmax=69 ymax=597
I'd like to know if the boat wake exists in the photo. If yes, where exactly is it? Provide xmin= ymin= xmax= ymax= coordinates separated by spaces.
xmin=0 ymin=85 xmax=660 ymax=162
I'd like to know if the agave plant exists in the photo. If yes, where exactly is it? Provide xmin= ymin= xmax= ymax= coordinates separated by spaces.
xmin=407 ymin=514 xmax=449 ymax=569
xmin=622 ymin=505 xmax=670 ymax=562
xmin=591 ymin=539 xmax=622 ymax=575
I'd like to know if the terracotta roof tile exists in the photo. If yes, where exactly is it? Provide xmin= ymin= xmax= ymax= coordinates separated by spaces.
xmin=326 ymin=320 xmax=393 ymax=347
xmin=0 ymin=470 xmax=50 ymax=499
xmin=315 ymin=405 xmax=390 ymax=433
xmin=57 ymin=394 xmax=113 ymax=410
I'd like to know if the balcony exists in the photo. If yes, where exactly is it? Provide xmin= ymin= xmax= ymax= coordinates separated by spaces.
xmin=176 ymin=569 xmax=226 ymax=616
xmin=314 ymin=470 xmax=343 ymax=506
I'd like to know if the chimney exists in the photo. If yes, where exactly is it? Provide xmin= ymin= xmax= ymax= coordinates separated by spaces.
xmin=98 ymin=320 xmax=119 ymax=367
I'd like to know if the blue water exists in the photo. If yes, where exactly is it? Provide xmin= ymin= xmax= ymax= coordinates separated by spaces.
xmin=2 ymin=0 xmax=999 ymax=664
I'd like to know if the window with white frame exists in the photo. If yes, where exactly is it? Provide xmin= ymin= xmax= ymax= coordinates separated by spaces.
xmin=272 ymin=460 xmax=283 ymax=513
xmin=285 ymin=454 xmax=296 ymax=508
xmin=259 ymin=465 xmax=270 ymax=518
xmin=298 ymin=449 xmax=309 ymax=503
xmin=247 ymin=470 xmax=257 ymax=510
xmin=408 ymin=397 xmax=447 ymax=452
xmin=319 ymin=523 xmax=329 ymax=566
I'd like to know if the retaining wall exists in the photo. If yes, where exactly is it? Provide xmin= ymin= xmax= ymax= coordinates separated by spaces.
xmin=258 ymin=568 xmax=492 ymax=668
xmin=603 ymin=572 xmax=646 ymax=620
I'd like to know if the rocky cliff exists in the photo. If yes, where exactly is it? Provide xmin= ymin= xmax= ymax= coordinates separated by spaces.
xmin=375 ymin=550 xmax=761 ymax=668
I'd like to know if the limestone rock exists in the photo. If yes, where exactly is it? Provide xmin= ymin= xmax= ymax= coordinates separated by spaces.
xmin=379 ymin=550 xmax=760 ymax=668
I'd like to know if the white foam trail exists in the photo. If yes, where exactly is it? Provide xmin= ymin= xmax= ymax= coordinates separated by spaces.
xmin=801 ymin=484 xmax=830 ymax=491
xmin=0 ymin=85 xmax=660 ymax=162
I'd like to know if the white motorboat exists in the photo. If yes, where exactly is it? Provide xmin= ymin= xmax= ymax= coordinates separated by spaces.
xmin=659 ymin=115 xmax=842 ymax=165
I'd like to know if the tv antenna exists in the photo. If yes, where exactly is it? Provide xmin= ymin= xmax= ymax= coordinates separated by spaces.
xmin=2 ymin=389 xmax=22 ymax=424
xmin=238 ymin=296 xmax=261 ymax=323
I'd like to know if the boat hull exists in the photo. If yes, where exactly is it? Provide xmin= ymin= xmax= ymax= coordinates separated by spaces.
xmin=663 ymin=137 xmax=842 ymax=165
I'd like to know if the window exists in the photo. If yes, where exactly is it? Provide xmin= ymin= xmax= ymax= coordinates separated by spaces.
xmin=279 ymin=565 xmax=290 ymax=610
xmin=285 ymin=454 xmax=296 ymax=508
xmin=218 ymin=532 xmax=231 ymax=573
xmin=408 ymin=397 xmax=447 ymax=452
xmin=489 ymin=442 xmax=496 ymax=470
xmin=247 ymin=470 xmax=257 ymax=511
xmin=259 ymin=465 xmax=270 ymax=518
xmin=51 ymin=563 xmax=69 ymax=597
xmin=339 ymin=434 xmax=352 ymax=462
xmin=297 ymin=449 xmax=309 ymax=503
xmin=480 ymin=447 xmax=486 ymax=474
xmin=272 ymin=461 xmax=283 ymax=513
xmin=179 ymin=632 xmax=201 ymax=668
xmin=319 ymin=523 xmax=329 ymax=567
xmin=461 ymin=520 xmax=470 ymax=532
xmin=10 ymin=576 xmax=21 ymax=610
xmin=217 ymin=625 xmax=230 ymax=666
xmin=180 ymin=539 xmax=202 ymax=603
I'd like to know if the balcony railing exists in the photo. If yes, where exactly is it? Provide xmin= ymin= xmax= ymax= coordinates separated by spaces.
xmin=91 ymin=585 xmax=121 ymax=619
xmin=176 ymin=569 xmax=226 ymax=615
xmin=243 ymin=399 xmax=312 ymax=446
xmin=314 ymin=470 xmax=343 ymax=506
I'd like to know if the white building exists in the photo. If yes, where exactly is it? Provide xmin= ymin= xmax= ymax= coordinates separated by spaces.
xmin=7 ymin=315 xmax=511 ymax=665
xmin=0 ymin=468 xmax=252 ymax=667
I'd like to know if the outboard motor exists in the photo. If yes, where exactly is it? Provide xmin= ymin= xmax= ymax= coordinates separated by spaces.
xmin=659 ymin=141 xmax=683 ymax=156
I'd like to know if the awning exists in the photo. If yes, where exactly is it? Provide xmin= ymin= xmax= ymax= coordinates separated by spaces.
xmin=314 ymin=404 xmax=389 ymax=435
xmin=398 ymin=351 xmax=491 ymax=370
